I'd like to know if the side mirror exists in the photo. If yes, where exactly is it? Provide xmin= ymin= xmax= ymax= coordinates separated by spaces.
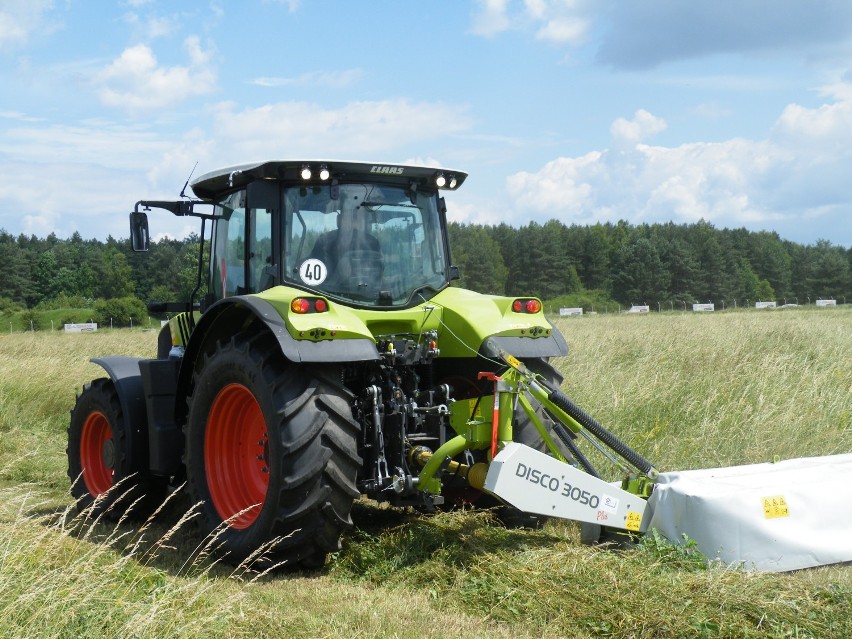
xmin=129 ymin=211 xmax=150 ymax=252
xmin=449 ymin=265 xmax=461 ymax=281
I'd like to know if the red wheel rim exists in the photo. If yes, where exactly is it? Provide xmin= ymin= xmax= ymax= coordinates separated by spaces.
xmin=205 ymin=383 xmax=269 ymax=529
xmin=80 ymin=411 xmax=114 ymax=496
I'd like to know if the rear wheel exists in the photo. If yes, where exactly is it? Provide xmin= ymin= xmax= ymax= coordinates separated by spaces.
xmin=513 ymin=357 xmax=566 ymax=452
xmin=67 ymin=378 xmax=167 ymax=517
xmin=185 ymin=332 xmax=361 ymax=568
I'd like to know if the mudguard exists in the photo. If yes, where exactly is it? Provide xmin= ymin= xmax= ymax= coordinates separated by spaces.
xmin=185 ymin=295 xmax=381 ymax=365
xmin=89 ymin=355 xmax=149 ymax=445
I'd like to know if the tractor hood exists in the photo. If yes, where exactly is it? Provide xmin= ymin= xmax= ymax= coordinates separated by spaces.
xmin=253 ymin=285 xmax=567 ymax=361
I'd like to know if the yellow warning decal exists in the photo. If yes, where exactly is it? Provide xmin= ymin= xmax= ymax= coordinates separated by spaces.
xmin=625 ymin=511 xmax=642 ymax=531
xmin=762 ymin=495 xmax=790 ymax=519
xmin=503 ymin=353 xmax=522 ymax=370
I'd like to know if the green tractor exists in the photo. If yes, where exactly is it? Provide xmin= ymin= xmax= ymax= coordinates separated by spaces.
xmin=68 ymin=160 xmax=657 ymax=568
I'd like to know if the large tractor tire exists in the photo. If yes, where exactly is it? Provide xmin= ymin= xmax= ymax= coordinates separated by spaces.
xmin=512 ymin=357 xmax=566 ymax=452
xmin=184 ymin=332 xmax=361 ymax=569
xmin=67 ymin=378 xmax=167 ymax=517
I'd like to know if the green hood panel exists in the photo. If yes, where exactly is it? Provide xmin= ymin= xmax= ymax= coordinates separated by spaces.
xmin=253 ymin=286 xmax=443 ymax=343
xmin=428 ymin=287 xmax=562 ymax=358
xmin=251 ymin=285 xmax=564 ymax=359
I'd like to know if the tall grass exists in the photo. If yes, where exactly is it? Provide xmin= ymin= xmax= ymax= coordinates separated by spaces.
xmin=0 ymin=310 xmax=850 ymax=638
xmin=550 ymin=308 xmax=851 ymax=472
xmin=0 ymin=330 xmax=157 ymax=488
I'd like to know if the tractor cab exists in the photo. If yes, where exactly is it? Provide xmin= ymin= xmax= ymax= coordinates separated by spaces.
xmin=131 ymin=160 xmax=467 ymax=309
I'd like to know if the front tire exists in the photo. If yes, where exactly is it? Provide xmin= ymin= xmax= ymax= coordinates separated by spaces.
xmin=67 ymin=378 xmax=166 ymax=517
xmin=185 ymin=332 xmax=361 ymax=568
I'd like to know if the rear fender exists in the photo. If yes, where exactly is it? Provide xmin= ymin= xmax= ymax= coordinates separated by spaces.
xmin=176 ymin=296 xmax=380 ymax=410
xmin=89 ymin=355 xmax=149 ymax=450
xmin=430 ymin=287 xmax=568 ymax=359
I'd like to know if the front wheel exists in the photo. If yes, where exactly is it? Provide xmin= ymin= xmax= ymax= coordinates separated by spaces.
xmin=185 ymin=333 xmax=361 ymax=568
xmin=67 ymin=378 xmax=166 ymax=517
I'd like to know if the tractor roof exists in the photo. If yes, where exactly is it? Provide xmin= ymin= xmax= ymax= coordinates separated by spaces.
xmin=190 ymin=159 xmax=468 ymax=200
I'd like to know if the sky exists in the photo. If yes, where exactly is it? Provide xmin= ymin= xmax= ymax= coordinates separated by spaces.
xmin=1 ymin=0 xmax=852 ymax=247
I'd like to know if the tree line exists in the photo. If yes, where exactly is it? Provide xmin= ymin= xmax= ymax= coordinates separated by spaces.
xmin=0 ymin=230 xmax=202 ymax=319
xmin=449 ymin=219 xmax=851 ymax=308
xmin=0 ymin=219 xmax=849 ymax=317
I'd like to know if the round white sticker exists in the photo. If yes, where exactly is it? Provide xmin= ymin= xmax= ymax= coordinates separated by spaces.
xmin=299 ymin=258 xmax=328 ymax=285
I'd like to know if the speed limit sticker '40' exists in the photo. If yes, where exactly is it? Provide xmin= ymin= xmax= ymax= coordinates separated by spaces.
xmin=299 ymin=259 xmax=328 ymax=285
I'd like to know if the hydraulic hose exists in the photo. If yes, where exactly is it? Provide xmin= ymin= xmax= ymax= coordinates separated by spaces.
xmin=552 ymin=423 xmax=601 ymax=479
xmin=546 ymin=388 xmax=655 ymax=475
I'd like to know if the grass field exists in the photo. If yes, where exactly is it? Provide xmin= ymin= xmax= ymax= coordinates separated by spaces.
xmin=0 ymin=308 xmax=850 ymax=638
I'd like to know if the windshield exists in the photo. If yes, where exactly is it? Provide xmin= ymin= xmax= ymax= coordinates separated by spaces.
xmin=284 ymin=183 xmax=449 ymax=305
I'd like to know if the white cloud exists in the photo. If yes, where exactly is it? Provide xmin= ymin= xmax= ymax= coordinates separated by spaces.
xmin=0 ymin=160 xmax=146 ymax=239
xmin=505 ymin=86 xmax=852 ymax=234
xmin=610 ymin=109 xmax=667 ymax=147
xmin=0 ymin=111 xmax=44 ymax=123
xmin=470 ymin=0 xmax=592 ymax=44
xmin=208 ymin=98 xmax=472 ymax=160
xmin=249 ymin=68 xmax=364 ymax=89
xmin=0 ymin=120 xmax=170 ymax=167
xmin=94 ymin=36 xmax=217 ymax=112
xmin=535 ymin=16 xmax=588 ymax=45
xmin=506 ymin=151 xmax=602 ymax=217
xmin=470 ymin=0 xmax=512 ymax=37
xmin=773 ymin=99 xmax=852 ymax=148
xmin=0 ymin=117 xmax=207 ymax=239
xmin=0 ymin=0 xmax=55 ymax=48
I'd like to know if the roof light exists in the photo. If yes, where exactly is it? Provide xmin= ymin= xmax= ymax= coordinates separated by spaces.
xmin=448 ymin=174 xmax=458 ymax=189
xmin=319 ymin=164 xmax=330 ymax=181
xmin=434 ymin=172 xmax=446 ymax=188
xmin=300 ymin=165 xmax=312 ymax=180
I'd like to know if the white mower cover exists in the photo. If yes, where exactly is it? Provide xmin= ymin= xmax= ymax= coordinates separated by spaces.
xmin=484 ymin=442 xmax=649 ymax=532
xmin=646 ymin=453 xmax=852 ymax=571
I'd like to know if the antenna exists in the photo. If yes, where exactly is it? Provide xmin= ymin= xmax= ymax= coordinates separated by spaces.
xmin=179 ymin=161 xmax=199 ymax=199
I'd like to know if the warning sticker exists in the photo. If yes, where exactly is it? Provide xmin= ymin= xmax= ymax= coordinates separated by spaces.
xmin=625 ymin=510 xmax=642 ymax=531
xmin=503 ymin=353 xmax=522 ymax=370
xmin=762 ymin=495 xmax=790 ymax=519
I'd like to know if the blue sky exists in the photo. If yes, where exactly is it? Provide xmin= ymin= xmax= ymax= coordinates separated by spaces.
xmin=2 ymin=0 xmax=852 ymax=247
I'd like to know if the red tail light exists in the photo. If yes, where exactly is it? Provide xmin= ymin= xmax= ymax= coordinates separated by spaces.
xmin=291 ymin=298 xmax=329 ymax=314
xmin=512 ymin=298 xmax=542 ymax=314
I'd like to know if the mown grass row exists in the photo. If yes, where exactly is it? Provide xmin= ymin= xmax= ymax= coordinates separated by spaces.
xmin=0 ymin=309 xmax=850 ymax=638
